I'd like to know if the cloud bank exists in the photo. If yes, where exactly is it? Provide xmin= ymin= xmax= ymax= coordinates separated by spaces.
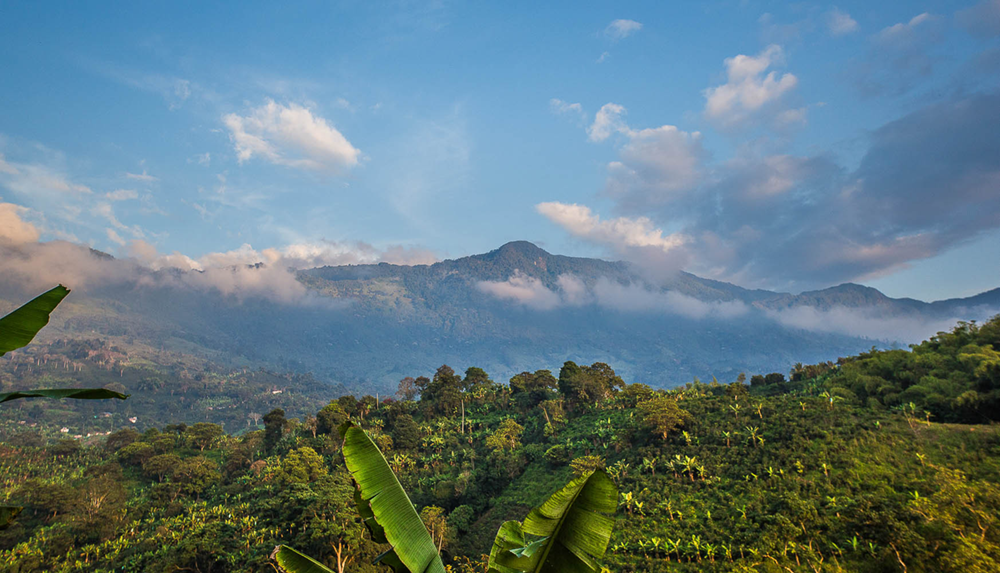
xmin=0 ymin=199 xmax=436 ymax=305
xmin=548 ymin=91 xmax=1000 ymax=291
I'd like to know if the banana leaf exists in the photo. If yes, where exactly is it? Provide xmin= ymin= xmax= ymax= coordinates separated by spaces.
xmin=339 ymin=421 xmax=445 ymax=573
xmin=273 ymin=545 xmax=336 ymax=573
xmin=0 ymin=285 xmax=70 ymax=356
xmin=0 ymin=506 xmax=23 ymax=530
xmin=0 ymin=388 xmax=129 ymax=404
xmin=488 ymin=470 xmax=617 ymax=573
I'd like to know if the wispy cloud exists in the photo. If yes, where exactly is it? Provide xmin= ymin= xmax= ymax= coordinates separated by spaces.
xmin=125 ymin=170 xmax=158 ymax=182
xmin=825 ymin=8 xmax=858 ymax=36
xmin=605 ymin=19 xmax=643 ymax=41
xmin=105 ymin=189 xmax=138 ymax=201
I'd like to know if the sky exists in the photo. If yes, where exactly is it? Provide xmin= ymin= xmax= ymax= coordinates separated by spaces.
xmin=1 ymin=1 xmax=1000 ymax=302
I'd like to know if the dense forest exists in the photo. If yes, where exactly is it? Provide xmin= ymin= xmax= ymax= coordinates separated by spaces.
xmin=0 ymin=316 xmax=998 ymax=572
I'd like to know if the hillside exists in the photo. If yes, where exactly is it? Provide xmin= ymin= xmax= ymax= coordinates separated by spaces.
xmin=1 ymin=317 xmax=998 ymax=572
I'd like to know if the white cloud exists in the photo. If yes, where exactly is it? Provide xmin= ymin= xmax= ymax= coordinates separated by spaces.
xmin=478 ymin=272 xmax=748 ymax=319
xmin=825 ymin=8 xmax=858 ymax=36
xmin=591 ymin=278 xmax=748 ymax=319
xmin=536 ymin=202 xmax=688 ymax=253
xmin=703 ymin=45 xmax=800 ymax=129
xmin=550 ymin=98 xmax=584 ymax=117
xmin=587 ymin=103 xmax=628 ymax=142
xmin=477 ymin=271 xmax=562 ymax=310
xmin=605 ymin=19 xmax=643 ymax=40
xmin=596 ymin=51 xmax=610 ymax=64
xmin=189 ymin=153 xmax=211 ymax=166
xmin=223 ymin=100 xmax=361 ymax=172
xmin=0 ymin=203 xmax=40 ymax=244
xmin=105 ymin=189 xmax=138 ymax=201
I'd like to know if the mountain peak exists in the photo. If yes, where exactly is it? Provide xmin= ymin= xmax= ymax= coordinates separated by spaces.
xmin=493 ymin=241 xmax=550 ymax=258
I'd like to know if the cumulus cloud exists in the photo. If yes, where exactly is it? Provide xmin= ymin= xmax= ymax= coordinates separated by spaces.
xmin=223 ymin=100 xmax=361 ymax=172
xmin=605 ymin=125 xmax=707 ymax=210
xmin=605 ymin=19 xmax=642 ymax=40
xmin=825 ymin=8 xmax=858 ymax=36
xmin=957 ymin=0 xmax=1000 ymax=38
xmin=703 ymin=45 xmax=800 ymax=130
xmin=536 ymin=202 xmax=690 ymax=282
xmin=0 ymin=203 xmax=40 ymax=244
xmin=537 ymin=202 xmax=687 ymax=254
xmin=587 ymin=103 xmax=628 ymax=142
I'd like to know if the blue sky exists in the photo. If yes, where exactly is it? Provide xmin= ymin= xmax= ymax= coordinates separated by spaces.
xmin=1 ymin=1 xmax=999 ymax=301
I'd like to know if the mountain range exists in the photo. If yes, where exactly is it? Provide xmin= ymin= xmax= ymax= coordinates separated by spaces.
xmin=4 ymin=240 xmax=999 ymax=392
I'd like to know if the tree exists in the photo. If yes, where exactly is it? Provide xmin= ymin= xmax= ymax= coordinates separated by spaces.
xmin=278 ymin=447 xmax=328 ymax=485
xmin=117 ymin=442 xmax=154 ymax=466
xmin=49 ymin=438 xmax=81 ymax=457
xmin=397 ymin=376 xmax=419 ymax=401
xmin=172 ymin=456 xmax=220 ymax=499
xmin=509 ymin=369 xmax=558 ymax=408
xmin=263 ymin=408 xmax=286 ymax=453
xmin=337 ymin=394 xmax=359 ymax=416
xmin=486 ymin=418 xmax=524 ymax=453
xmin=637 ymin=396 xmax=688 ymax=440
xmin=143 ymin=453 xmax=181 ymax=482
xmin=104 ymin=428 xmax=140 ymax=452
xmin=420 ymin=505 xmax=448 ymax=552
xmin=463 ymin=367 xmax=491 ymax=390
xmin=186 ymin=423 xmax=224 ymax=451
xmin=316 ymin=402 xmax=349 ymax=435
xmin=421 ymin=365 xmax=463 ymax=416
xmin=558 ymin=361 xmax=622 ymax=407
xmin=391 ymin=412 xmax=421 ymax=450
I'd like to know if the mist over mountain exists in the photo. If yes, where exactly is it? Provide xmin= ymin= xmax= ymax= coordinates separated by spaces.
xmin=3 ymin=240 xmax=996 ymax=394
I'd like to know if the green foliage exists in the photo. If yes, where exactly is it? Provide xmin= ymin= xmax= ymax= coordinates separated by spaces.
xmin=339 ymin=420 xmax=446 ymax=573
xmin=487 ymin=419 xmax=524 ymax=453
xmin=278 ymin=447 xmax=328 ymax=485
xmin=636 ymin=395 xmax=688 ymax=440
xmin=0 ymin=285 xmax=69 ymax=356
xmin=818 ymin=317 xmax=1000 ymax=423
xmin=488 ymin=470 xmax=617 ymax=573
xmin=3 ymin=331 xmax=1000 ymax=573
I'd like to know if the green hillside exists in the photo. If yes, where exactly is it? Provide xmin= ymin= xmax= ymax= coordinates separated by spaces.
xmin=1 ymin=317 xmax=998 ymax=572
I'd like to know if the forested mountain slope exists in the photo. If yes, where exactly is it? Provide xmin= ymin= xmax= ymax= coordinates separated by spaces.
xmin=4 ymin=241 xmax=996 ymax=398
